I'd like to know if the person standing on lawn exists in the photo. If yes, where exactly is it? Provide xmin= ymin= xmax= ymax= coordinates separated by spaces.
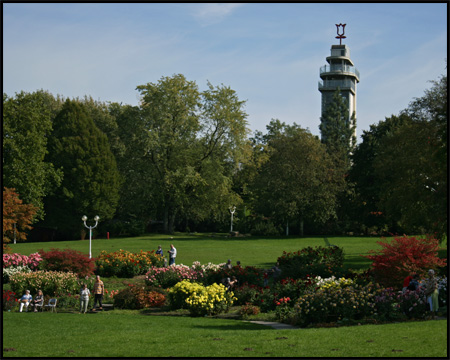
xmin=92 ymin=275 xmax=105 ymax=311
xmin=80 ymin=284 xmax=91 ymax=314
xmin=424 ymin=269 xmax=439 ymax=319
xmin=168 ymin=244 xmax=177 ymax=266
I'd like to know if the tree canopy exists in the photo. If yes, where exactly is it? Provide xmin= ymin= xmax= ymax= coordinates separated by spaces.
xmin=40 ymin=99 xmax=121 ymax=239
xmin=2 ymin=71 xmax=446 ymax=240
xmin=3 ymin=90 xmax=63 ymax=220
xmin=250 ymin=121 xmax=342 ymax=235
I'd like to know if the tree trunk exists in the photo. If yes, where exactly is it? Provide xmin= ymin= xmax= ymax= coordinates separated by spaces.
xmin=168 ymin=210 xmax=176 ymax=234
xmin=163 ymin=205 xmax=169 ymax=233
xmin=299 ymin=217 xmax=304 ymax=237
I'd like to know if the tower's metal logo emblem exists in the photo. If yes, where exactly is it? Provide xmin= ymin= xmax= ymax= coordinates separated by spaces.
xmin=335 ymin=23 xmax=346 ymax=45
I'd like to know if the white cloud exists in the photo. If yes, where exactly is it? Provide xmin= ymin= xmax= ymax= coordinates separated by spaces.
xmin=191 ymin=3 xmax=244 ymax=26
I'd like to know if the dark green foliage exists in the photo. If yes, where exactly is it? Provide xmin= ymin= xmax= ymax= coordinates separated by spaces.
xmin=250 ymin=121 xmax=342 ymax=235
xmin=201 ymin=266 xmax=265 ymax=287
xmin=350 ymin=74 xmax=447 ymax=239
xmin=277 ymin=246 xmax=344 ymax=279
xmin=41 ymin=99 xmax=120 ymax=239
xmin=350 ymin=114 xmax=412 ymax=235
xmin=2 ymin=91 xmax=63 ymax=220
xmin=113 ymin=286 xmax=141 ymax=310
xmin=319 ymin=88 xmax=356 ymax=171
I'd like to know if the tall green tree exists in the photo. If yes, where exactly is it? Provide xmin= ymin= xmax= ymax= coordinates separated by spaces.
xmin=251 ymin=121 xmax=342 ymax=236
xmin=319 ymin=89 xmax=356 ymax=233
xmin=136 ymin=74 xmax=249 ymax=233
xmin=319 ymin=88 xmax=356 ymax=172
xmin=374 ymin=74 xmax=447 ymax=239
xmin=3 ymin=91 xmax=63 ymax=220
xmin=108 ymin=103 xmax=155 ymax=230
xmin=78 ymin=96 xmax=126 ymax=160
xmin=41 ymin=99 xmax=120 ymax=239
xmin=349 ymin=114 xmax=412 ymax=234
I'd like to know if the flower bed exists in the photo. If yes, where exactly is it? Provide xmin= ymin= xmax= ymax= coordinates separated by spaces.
xmin=3 ymin=265 xmax=32 ymax=284
xmin=145 ymin=265 xmax=204 ymax=288
xmin=96 ymin=249 xmax=164 ymax=278
xmin=3 ymin=252 xmax=42 ymax=270
xmin=3 ymin=290 xmax=18 ymax=311
xmin=168 ymin=280 xmax=235 ymax=316
xmin=9 ymin=270 xmax=81 ymax=297
xmin=114 ymin=284 xmax=166 ymax=310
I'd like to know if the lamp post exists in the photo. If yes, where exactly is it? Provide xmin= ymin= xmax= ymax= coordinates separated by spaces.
xmin=82 ymin=215 xmax=99 ymax=259
xmin=229 ymin=206 xmax=236 ymax=233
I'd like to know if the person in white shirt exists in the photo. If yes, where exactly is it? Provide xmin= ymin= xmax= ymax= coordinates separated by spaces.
xmin=168 ymin=244 xmax=177 ymax=266
xmin=19 ymin=290 xmax=33 ymax=312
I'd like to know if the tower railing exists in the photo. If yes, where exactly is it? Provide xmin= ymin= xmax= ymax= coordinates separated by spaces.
xmin=318 ymin=79 xmax=356 ymax=93
xmin=320 ymin=64 xmax=360 ymax=79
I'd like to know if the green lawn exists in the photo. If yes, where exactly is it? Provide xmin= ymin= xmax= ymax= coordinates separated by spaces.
xmin=9 ymin=233 xmax=391 ymax=270
xmin=3 ymin=311 xmax=447 ymax=358
xmin=5 ymin=234 xmax=448 ymax=357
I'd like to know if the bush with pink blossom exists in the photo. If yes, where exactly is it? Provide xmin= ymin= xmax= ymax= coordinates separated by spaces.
xmin=145 ymin=265 xmax=204 ymax=288
xmin=3 ymin=252 xmax=42 ymax=270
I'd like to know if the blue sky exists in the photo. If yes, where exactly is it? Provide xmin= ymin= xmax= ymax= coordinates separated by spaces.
xmin=3 ymin=3 xmax=447 ymax=140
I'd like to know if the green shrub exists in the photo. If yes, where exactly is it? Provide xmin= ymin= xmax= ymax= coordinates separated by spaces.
xmin=113 ymin=286 xmax=140 ymax=309
xmin=289 ymin=284 xmax=376 ymax=327
xmin=9 ymin=270 xmax=80 ymax=297
xmin=277 ymin=246 xmax=344 ymax=279
xmin=239 ymin=303 xmax=260 ymax=318
xmin=232 ymin=283 xmax=263 ymax=306
xmin=55 ymin=293 xmax=94 ymax=311
xmin=272 ymin=276 xmax=317 ymax=302
xmin=201 ymin=266 xmax=265 ymax=288
xmin=274 ymin=296 xmax=294 ymax=322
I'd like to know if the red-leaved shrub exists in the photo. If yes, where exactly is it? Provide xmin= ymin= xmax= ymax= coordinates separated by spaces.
xmin=38 ymin=248 xmax=95 ymax=278
xmin=363 ymin=235 xmax=446 ymax=288
xmin=113 ymin=285 xmax=166 ymax=309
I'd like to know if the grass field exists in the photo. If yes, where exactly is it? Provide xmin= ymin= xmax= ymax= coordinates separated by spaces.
xmin=3 ymin=311 xmax=447 ymax=358
xmin=4 ymin=234 xmax=448 ymax=358
xmin=9 ymin=233 xmax=394 ymax=270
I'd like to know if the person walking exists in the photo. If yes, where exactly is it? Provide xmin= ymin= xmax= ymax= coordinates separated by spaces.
xmin=168 ymin=244 xmax=177 ymax=266
xmin=80 ymin=284 xmax=91 ymax=314
xmin=92 ymin=275 xmax=105 ymax=311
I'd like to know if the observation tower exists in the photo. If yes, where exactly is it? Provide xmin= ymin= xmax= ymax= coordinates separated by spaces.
xmin=318 ymin=23 xmax=359 ymax=141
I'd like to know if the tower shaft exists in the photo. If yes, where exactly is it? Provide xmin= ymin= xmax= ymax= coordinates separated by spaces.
xmin=319 ymin=43 xmax=359 ymax=142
